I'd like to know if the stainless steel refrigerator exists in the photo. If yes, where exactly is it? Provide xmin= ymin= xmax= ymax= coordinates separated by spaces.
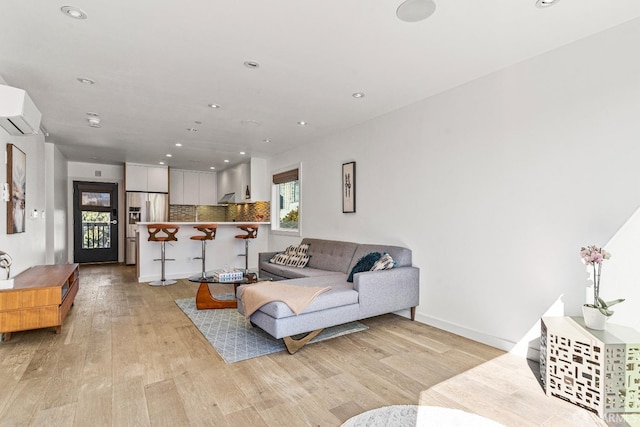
xmin=125 ymin=192 xmax=169 ymax=265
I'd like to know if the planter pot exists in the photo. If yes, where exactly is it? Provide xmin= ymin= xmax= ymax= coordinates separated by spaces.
xmin=582 ymin=305 xmax=609 ymax=330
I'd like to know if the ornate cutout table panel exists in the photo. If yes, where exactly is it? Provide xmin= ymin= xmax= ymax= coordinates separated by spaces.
xmin=541 ymin=316 xmax=640 ymax=418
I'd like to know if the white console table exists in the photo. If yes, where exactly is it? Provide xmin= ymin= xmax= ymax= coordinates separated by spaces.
xmin=540 ymin=316 xmax=640 ymax=418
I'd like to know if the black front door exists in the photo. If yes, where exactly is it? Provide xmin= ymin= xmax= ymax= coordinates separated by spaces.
xmin=73 ymin=181 xmax=119 ymax=263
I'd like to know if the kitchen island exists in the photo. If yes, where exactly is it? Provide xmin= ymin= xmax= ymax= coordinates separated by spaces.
xmin=136 ymin=222 xmax=270 ymax=283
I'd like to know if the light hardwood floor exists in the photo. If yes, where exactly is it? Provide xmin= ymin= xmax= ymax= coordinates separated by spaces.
xmin=0 ymin=264 xmax=633 ymax=426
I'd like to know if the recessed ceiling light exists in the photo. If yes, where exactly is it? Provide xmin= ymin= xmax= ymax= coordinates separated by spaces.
xmin=208 ymin=104 xmax=220 ymax=109
xmin=263 ymin=139 xmax=271 ymax=143
xmin=175 ymin=143 xmax=182 ymax=147
xmin=535 ymin=0 xmax=559 ymax=7
xmin=352 ymin=92 xmax=365 ymax=98
xmin=224 ymin=159 xmax=229 ymax=163
xmin=240 ymin=151 xmax=246 ymax=155
xmin=61 ymin=6 xmax=87 ymax=19
xmin=159 ymin=161 xmax=165 ymax=165
xmin=210 ymin=166 xmax=216 ymax=170
xmin=77 ymin=77 xmax=95 ymax=85
xmin=186 ymin=128 xmax=198 ymax=132
xmin=244 ymin=60 xmax=260 ymax=69
xmin=87 ymin=117 xmax=101 ymax=128
xmin=396 ymin=0 xmax=436 ymax=22
xmin=166 ymin=154 xmax=172 ymax=157
xmin=297 ymin=121 xmax=308 ymax=126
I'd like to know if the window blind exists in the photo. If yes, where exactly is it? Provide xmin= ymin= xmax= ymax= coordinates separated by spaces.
xmin=272 ymin=168 xmax=299 ymax=184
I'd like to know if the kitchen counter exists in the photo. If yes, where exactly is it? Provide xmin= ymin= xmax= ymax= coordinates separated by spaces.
xmin=136 ymin=222 xmax=270 ymax=283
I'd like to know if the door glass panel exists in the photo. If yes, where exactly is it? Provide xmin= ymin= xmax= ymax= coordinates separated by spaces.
xmin=81 ymin=191 xmax=111 ymax=207
xmin=82 ymin=211 xmax=111 ymax=249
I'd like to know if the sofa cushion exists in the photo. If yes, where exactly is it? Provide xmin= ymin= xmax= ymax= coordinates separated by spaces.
xmin=347 ymin=252 xmax=382 ymax=282
xmin=260 ymin=261 xmax=344 ymax=279
xmin=301 ymin=238 xmax=358 ymax=273
xmin=250 ymin=275 xmax=358 ymax=319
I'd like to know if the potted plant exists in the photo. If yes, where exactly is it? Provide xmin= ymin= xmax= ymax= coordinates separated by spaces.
xmin=579 ymin=245 xmax=624 ymax=330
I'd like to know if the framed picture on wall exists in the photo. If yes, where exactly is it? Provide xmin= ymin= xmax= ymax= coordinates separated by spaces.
xmin=7 ymin=144 xmax=26 ymax=234
xmin=342 ymin=161 xmax=355 ymax=213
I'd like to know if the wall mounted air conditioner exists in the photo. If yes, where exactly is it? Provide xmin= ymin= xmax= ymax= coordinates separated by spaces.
xmin=0 ymin=84 xmax=42 ymax=136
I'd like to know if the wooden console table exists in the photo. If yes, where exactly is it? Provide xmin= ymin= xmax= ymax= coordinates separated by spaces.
xmin=0 ymin=264 xmax=79 ymax=342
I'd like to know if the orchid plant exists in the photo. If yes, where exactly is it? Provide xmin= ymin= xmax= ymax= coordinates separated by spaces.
xmin=580 ymin=245 xmax=624 ymax=316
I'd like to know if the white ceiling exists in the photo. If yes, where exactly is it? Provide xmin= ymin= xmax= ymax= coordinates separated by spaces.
xmin=2 ymin=0 xmax=640 ymax=171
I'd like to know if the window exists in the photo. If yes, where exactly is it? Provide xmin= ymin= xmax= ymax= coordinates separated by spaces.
xmin=272 ymin=167 xmax=300 ymax=233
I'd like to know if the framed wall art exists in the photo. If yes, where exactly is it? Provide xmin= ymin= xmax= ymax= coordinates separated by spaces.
xmin=7 ymin=144 xmax=26 ymax=234
xmin=342 ymin=161 xmax=356 ymax=213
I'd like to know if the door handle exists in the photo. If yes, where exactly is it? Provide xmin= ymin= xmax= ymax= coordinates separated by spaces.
xmin=111 ymin=219 xmax=118 ymax=225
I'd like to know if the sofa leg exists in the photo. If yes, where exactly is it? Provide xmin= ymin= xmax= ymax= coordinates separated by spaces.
xmin=411 ymin=307 xmax=416 ymax=321
xmin=283 ymin=328 xmax=324 ymax=354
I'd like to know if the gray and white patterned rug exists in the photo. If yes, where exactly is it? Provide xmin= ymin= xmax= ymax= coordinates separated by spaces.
xmin=175 ymin=297 xmax=368 ymax=363
xmin=342 ymin=405 xmax=505 ymax=427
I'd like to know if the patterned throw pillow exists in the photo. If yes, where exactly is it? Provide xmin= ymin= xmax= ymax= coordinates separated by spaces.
xmin=371 ymin=253 xmax=395 ymax=271
xmin=296 ymin=243 xmax=310 ymax=255
xmin=284 ymin=245 xmax=298 ymax=255
xmin=270 ymin=253 xmax=290 ymax=265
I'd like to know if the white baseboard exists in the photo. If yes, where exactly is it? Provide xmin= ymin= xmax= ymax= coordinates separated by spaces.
xmin=413 ymin=313 xmax=541 ymax=361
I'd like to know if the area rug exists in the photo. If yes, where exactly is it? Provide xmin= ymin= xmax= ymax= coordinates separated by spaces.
xmin=175 ymin=297 xmax=368 ymax=363
xmin=341 ymin=405 xmax=505 ymax=427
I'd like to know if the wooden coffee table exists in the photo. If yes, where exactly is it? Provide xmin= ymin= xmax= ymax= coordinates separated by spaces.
xmin=191 ymin=272 xmax=258 ymax=310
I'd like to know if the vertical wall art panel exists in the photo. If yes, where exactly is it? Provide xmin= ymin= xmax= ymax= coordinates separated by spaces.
xmin=342 ymin=161 xmax=355 ymax=213
xmin=6 ymin=144 xmax=26 ymax=234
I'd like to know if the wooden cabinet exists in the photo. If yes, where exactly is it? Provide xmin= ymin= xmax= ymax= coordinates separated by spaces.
xmin=0 ymin=264 xmax=79 ymax=341
xmin=125 ymin=163 xmax=168 ymax=192
xmin=169 ymin=169 xmax=217 ymax=205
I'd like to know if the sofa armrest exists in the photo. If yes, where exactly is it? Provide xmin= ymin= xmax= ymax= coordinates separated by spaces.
xmin=259 ymin=251 xmax=279 ymax=264
xmin=353 ymin=267 xmax=420 ymax=318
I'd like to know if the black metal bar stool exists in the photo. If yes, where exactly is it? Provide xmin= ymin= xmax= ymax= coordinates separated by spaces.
xmin=147 ymin=223 xmax=179 ymax=286
xmin=189 ymin=224 xmax=217 ymax=281
xmin=235 ymin=224 xmax=259 ymax=273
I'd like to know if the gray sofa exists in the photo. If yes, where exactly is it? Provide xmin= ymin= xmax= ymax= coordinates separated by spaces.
xmin=237 ymin=238 xmax=420 ymax=353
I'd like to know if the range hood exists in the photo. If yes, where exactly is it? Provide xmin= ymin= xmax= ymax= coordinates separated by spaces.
xmin=0 ymin=84 xmax=42 ymax=136
xmin=218 ymin=192 xmax=235 ymax=204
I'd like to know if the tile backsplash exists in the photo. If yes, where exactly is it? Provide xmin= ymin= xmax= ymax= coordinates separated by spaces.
xmin=169 ymin=201 xmax=270 ymax=223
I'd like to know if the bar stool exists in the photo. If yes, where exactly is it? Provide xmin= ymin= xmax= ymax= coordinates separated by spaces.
xmin=235 ymin=224 xmax=259 ymax=273
xmin=189 ymin=224 xmax=217 ymax=281
xmin=147 ymin=223 xmax=179 ymax=286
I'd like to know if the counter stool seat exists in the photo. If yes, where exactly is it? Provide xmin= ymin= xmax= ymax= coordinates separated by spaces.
xmin=235 ymin=224 xmax=259 ymax=273
xmin=190 ymin=224 xmax=217 ymax=281
xmin=147 ymin=224 xmax=179 ymax=286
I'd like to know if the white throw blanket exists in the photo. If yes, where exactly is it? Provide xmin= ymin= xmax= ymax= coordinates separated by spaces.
xmin=238 ymin=281 xmax=331 ymax=319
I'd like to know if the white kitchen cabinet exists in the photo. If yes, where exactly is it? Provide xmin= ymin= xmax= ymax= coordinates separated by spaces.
xmin=183 ymin=171 xmax=200 ymax=205
xmin=169 ymin=169 xmax=217 ymax=205
xmin=198 ymin=172 xmax=217 ymax=205
xmin=147 ymin=166 xmax=169 ymax=193
xmin=169 ymin=169 xmax=184 ymax=204
xmin=125 ymin=163 xmax=168 ymax=192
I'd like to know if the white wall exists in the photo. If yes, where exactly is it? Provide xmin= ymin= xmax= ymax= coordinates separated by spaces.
xmin=44 ymin=143 xmax=68 ymax=264
xmin=67 ymin=162 xmax=125 ymax=263
xmin=0 ymin=75 xmax=47 ymax=274
xmin=267 ymin=18 xmax=640 ymax=354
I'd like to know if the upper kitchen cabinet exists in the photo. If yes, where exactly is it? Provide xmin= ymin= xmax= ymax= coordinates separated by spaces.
xmin=217 ymin=158 xmax=268 ymax=203
xmin=125 ymin=163 xmax=169 ymax=193
xmin=169 ymin=169 xmax=217 ymax=205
